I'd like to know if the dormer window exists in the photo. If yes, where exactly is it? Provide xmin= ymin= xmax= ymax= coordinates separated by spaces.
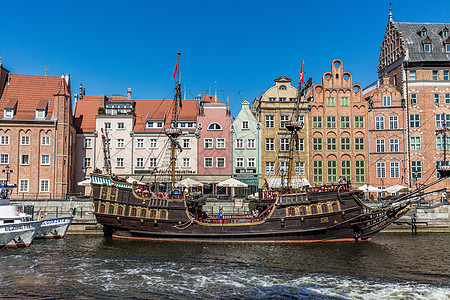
xmin=279 ymin=85 xmax=287 ymax=90
xmin=419 ymin=26 xmax=427 ymax=37
xmin=4 ymin=109 xmax=14 ymax=118
xmin=146 ymin=121 xmax=164 ymax=129
xmin=446 ymin=44 xmax=450 ymax=53
xmin=36 ymin=109 xmax=45 ymax=119
xmin=424 ymin=43 xmax=431 ymax=52
xmin=442 ymin=27 xmax=449 ymax=38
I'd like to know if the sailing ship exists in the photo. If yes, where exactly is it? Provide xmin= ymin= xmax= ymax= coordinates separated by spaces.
xmin=90 ymin=54 xmax=449 ymax=242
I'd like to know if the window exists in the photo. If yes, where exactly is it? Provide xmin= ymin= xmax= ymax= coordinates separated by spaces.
xmin=390 ymin=139 xmax=399 ymax=152
xmin=376 ymin=139 xmax=385 ymax=153
xmin=235 ymin=139 xmax=243 ymax=149
xmin=341 ymin=160 xmax=351 ymax=181
xmin=183 ymin=138 xmax=191 ymax=148
xmin=411 ymin=161 xmax=422 ymax=178
xmin=236 ymin=157 xmax=244 ymax=167
xmin=136 ymin=157 xmax=144 ymax=168
xmin=410 ymin=70 xmax=416 ymax=80
xmin=354 ymin=116 xmax=364 ymax=128
xmin=205 ymin=138 xmax=213 ymax=149
xmin=116 ymin=158 xmax=124 ymax=168
xmin=4 ymin=109 xmax=13 ymax=118
xmin=313 ymin=137 xmax=322 ymax=151
xmin=280 ymin=138 xmax=290 ymax=151
xmin=311 ymin=206 xmax=318 ymax=215
xmin=433 ymin=71 xmax=439 ymax=80
xmin=19 ymin=179 xmax=29 ymax=192
xmin=340 ymin=97 xmax=349 ymax=107
xmin=355 ymin=137 xmax=364 ymax=151
xmin=41 ymin=136 xmax=50 ymax=146
xmin=424 ymin=43 xmax=431 ymax=52
xmin=340 ymin=116 xmax=350 ymax=128
xmin=376 ymin=162 xmax=386 ymax=178
xmin=434 ymin=93 xmax=440 ymax=105
xmin=20 ymin=154 xmax=29 ymax=165
xmin=444 ymin=71 xmax=449 ymax=80
xmin=295 ymin=162 xmax=305 ymax=175
xmin=41 ymin=154 xmax=50 ymax=165
xmin=313 ymin=160 xmax=323 ymax=183
xmin=355 ymin=160 xmax=365 ymax=183
xmin=149 ymin=139 xmax=157 ymax=148
xmin=265 ymin=115 xmax=274 ymax=128
xmin=149 ymin=158 xmax=157 ymax=168
xmin=265 ymin=162 xmax=275 ymax=175
xmin=204 ymin=157 xmax=213 ymax=168
xmin=269 ymin=97 xmax=276 ymax=102
xmin=410 ymin=137 xmax=421 ymax=151
xmin=390 ymin=162 xmax=400 ymax=178
xmin=208 ymin=123 xmax=222 ymax=130
xmin=447 ymin=44 xmax=450 ymax=53
xmin=21 ymin=136 xmax=30 ymax=145
xmin=389 ymin=116 xmax=399 ymax=129
xmin=135 ymin=138 xmax=144 ymax=149
xmin=312 ymin=116 xmax=322 ymax=128
xmin=216 ymin=157 xmax=225 ymax=168
xmin=341 ymin=137 xmax=350 ymax=151
xmin=104 ymin=122 xmax=111 ymax=130
xmin=327 ymin=160 xmax=337 ymax=183
xmin=84 ymin=138 xmax=92 ymax=148
xmin=36 ymin=109 xmax=45 ymax=119
xmin=280 ymin=115 xmax=290 ymax=129
xmin=279 ymin=97 xmax=286 ymax=102
xmin=182 ymin=158 xmax=191 ymax=168
xmin=0 ymin=154 xmax=8 ymax=164
xmin=410 ymin=114 xmax=420 ymax=128
xmin=265 ymin=138 xmax=274 ymax=151
xmin=40 ymin=179 xmax=50 ymax=192
xmin=83 ymin=157 xmax=91 ymax=168
xmin=296 ymin=138 xmax=304 ymax=152
xmin=436 ymin=136 xmax=450 ymax=150
xmin=435 ymin=114 xmax=450 ymax=128
xmin=117 ymin=122 xmax=125 ymax=129
xmin=247 ymin=139 xmax=255 ymax=149
xmin=327 ymin=97 xmax=335 ymax=107
xmin=375 ymin=116 xmax=385 ymax=130
xmin=289 ymin=98 xmax=296 ymax=102
xmin=0 ymin=135 xmax=9 ymax=145
xmin=279 ymin=161 xmax=289 ymax=176
xmin=116 ymin=138 xmax=124 ymax=148
xmin=446 ymin=94 xmax=450 ymax=104
xmin=383 ymin=96 xmax=392 ymax=106
xmin=146 ymin=121 xmax=164 ymax=129
xmin=216 ymin=138 xmax=225 ymax=149
xmin=327 ymin=137 xmax=336 ymax=151
xmin=279 ymin=85 xmax=287 ymax=90
xmin=242 ymin=121 xmax=249 ymax=130
xmin=410 ymin=93 xmax=417 ymax=105
xmin=326 ymin=116 xmax=336 ymax=128
xmin=247 ymin=157 xmax=256 ymax=168
xmin=321 ymin=204 xmax=329 ymax=214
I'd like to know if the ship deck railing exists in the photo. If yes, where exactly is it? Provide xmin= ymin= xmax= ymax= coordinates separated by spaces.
xmin=197 ymin=204 xmax=274 ymax=225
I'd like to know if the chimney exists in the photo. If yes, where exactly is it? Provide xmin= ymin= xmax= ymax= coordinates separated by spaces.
xmin=100 ymin=94 xmax=107 ymax=108
xmin=127 ymin=88 xmax=132 ymax=100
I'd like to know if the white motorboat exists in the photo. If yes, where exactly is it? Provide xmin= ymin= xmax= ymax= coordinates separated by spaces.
xmin=0 ymin=195 xmax=41 ymax=248
xmin=35 ymin=216 xmax=74 ymax=239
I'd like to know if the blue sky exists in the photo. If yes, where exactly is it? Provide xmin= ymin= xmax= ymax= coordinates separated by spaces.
xmin=1 ymin=0 xmax=449 ymax=116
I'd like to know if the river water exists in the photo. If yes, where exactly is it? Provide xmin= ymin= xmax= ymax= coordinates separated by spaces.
xmin=1 ymin=233 xmax=449 ymax=299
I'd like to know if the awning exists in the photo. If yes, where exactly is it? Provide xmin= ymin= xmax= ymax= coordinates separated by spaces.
xmin=77 ymin=179 xmax=91 ymax=186
xmin=386 ymin=184 xmax=409 ymax=193
xmin=218 ymin=178 xmax=248 ymax=188
xmin=176 ymin=178 xmax=204 ymax=187
xmin=358 ymin=185 xmax=386 ymax=192
xmin=265 ymin=177 xmax=310 ymax=188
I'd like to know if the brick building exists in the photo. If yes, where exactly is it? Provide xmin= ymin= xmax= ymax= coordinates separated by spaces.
xmin=310 ymin=59 xmax=367 ymax=186
xmin=379 ymin=12 xmax=450 ymax=190
xmin=0 ymin=63 xmax=76 ymax=199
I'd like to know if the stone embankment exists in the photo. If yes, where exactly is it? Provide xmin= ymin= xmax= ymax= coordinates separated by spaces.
xmin=386 ymin=203 xmax=450 ymax=232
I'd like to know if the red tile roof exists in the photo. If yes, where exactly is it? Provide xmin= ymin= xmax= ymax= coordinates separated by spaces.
xmin=134 ymin=99 xmax=197 ymax=132
xmin=0 ymin=74 xmax=69 ymax=120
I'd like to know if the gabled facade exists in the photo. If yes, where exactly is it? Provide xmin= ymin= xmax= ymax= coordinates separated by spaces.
xmin=0 ymin=68 xmax=76 ymax=199
xmin=232 ymin=100 xmax=260 ymax=193
xmin=197 ymin=95 xmax=233 ymax=193
xmin=310 ymin=59 xmax=367 ymax=186
xmin=254 ymin=76 xmax=310 ymax=188
xmin=366 ymin=75 xmax=407 ymax=195
xmin=378 ymin=12 xmax=450 ymax=190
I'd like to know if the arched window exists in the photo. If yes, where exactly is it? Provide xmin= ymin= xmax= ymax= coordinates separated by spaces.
xmin=108 ymin=205 xmax=114 ymax=214
xmin=150 ymin=210 xmax=157 ymax=218
xmin=332 ymin=203 xmax=339 ymax=212
xmin=160 ymin=210 xmax=167 ymax=219
xmin=140 ymin=209 xmax=147 ymax=218
xmin=99 ymin=204 xmax=106 ymax=213
xmin=279 ymin=85 xmax=287 ymax=90
xmin=131 ymin=208 xmax=137 ymax=217
xmin=118 ymin=206 xmax=124 ymax=215
xmin=208 ymin=123 xmax=222 ymax=130
xmin=311 ymin=205 xmax=318 ymax=215
xmin=299 ymin=207 xmax=307 ymax=216
xmin=288 ymin=207 xmax=295 ymax=217
xmin=321 ymin=204 xmax=328 ymax=213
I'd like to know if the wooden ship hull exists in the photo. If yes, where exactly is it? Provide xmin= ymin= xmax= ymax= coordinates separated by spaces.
xmin=91 ymin=174 xmax=411 ymax=243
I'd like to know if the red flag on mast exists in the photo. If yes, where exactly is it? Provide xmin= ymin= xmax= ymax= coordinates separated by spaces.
xmin=299 ymin=59 xmax=305 ymax=84
xmin=173 ymin=59 xmax=178 ymax=80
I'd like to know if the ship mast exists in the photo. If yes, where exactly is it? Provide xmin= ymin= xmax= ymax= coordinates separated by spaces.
xmin=166 ymin=52 xmax=183 ymax=192
xmin=101 ymin=127 xmax=112 ymax=175
xmin=285 ymin=60 xmax=312 ymax=190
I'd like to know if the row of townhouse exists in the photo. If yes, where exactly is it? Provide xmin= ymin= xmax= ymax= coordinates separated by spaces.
xmin=0 ymin=12 xmax=448 ymax=199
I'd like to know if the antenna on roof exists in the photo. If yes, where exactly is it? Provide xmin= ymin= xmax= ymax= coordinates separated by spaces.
xmin=0 ymin=57 xmax=3 ymax=67
xmin=45 ymin=66 xmax=47 ymax=76
xmin=389 ymin=1 xmax=393 ymax=21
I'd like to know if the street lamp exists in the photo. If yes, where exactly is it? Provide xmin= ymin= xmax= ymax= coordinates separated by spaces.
xmin=2 ymin=165 xmax=13 ymax=185
xmin=81 ymin=166 xmax=87 ymax=179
